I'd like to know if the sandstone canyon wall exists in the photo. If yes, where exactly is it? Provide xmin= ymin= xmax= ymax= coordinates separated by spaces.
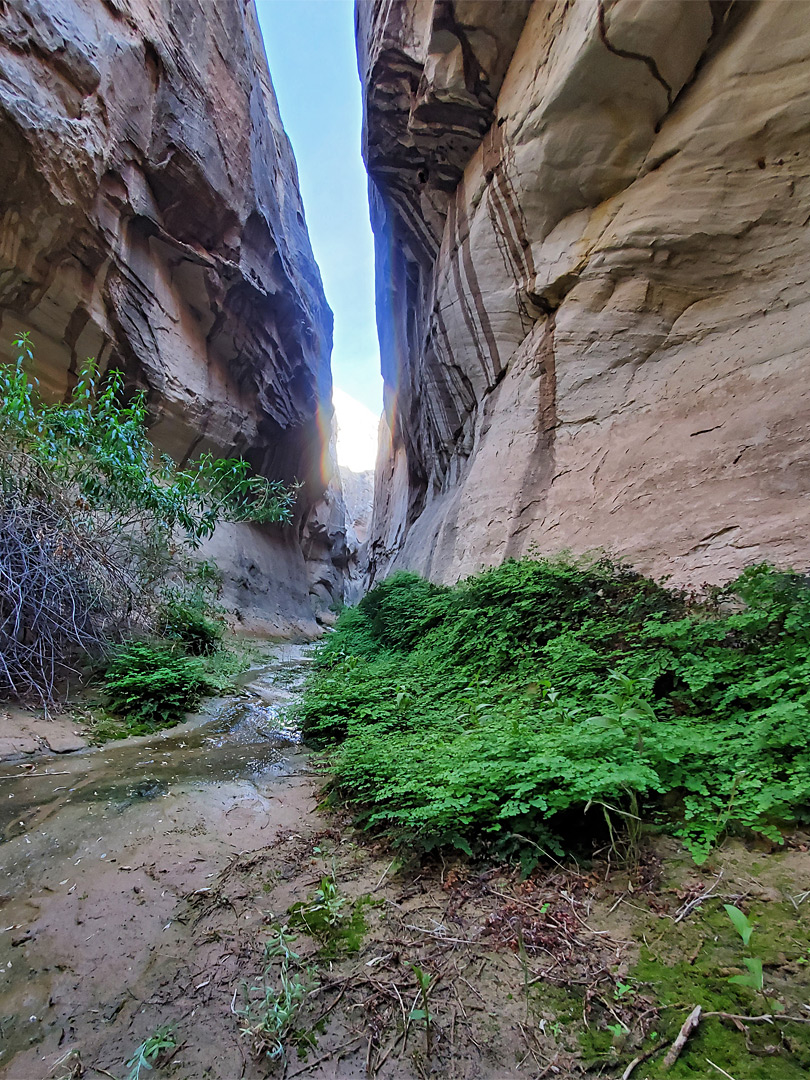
xmin=339 ymin=463 xmax=375 ymax=603
xmin=0 ymin=0 xmax=346 ymax=633
xmin=359 ymin=0 xmax=810 ymax=589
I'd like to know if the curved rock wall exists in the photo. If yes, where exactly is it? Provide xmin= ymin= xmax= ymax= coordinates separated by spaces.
xmin=360 ymin=0 xmax=810 ymax=588
xmin=0 ymin=0 xmax=345 ymax=632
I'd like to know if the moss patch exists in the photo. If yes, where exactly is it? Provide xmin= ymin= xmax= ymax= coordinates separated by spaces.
xmin=287 ymin=886 xmax=376 ymax=961
xmin=630 ymin=897 xmax=810 ymax=1078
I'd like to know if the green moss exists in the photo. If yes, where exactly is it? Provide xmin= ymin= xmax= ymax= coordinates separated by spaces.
xmin=629 ymin=898 xmax=810 ymax=1078
xmin=287 ymin=888 xmax=376 ymax=961
xmin=530 ymin=983 xmax=582 ymax=1022
xmin=578 ymin=1024 xmax=619 ymax=1064
xmin=636 ymin=946 xmax=751 ymax=1014
xmin=649 ymin=1019 xmax=810 ymax=1079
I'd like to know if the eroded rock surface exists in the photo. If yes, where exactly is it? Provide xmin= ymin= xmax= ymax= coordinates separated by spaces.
xmin=339 ymin=464 xmax=375 ymax=603
xmin=360 ymin=0 xmax=810 ymax=588
xmin=0 ymin=0 xmax=345 ymax=631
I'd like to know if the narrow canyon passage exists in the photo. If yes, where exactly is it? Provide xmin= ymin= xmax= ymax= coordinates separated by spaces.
xmin=1 ymin=0 xmax=809 ymax=1077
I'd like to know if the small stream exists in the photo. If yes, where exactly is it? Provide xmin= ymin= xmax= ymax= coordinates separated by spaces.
xmin=0 ymin=645 xmax=313 ymax=847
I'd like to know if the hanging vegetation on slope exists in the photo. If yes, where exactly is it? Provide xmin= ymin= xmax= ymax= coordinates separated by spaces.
xmin=299 ymin=557 xmax=810 ymax=867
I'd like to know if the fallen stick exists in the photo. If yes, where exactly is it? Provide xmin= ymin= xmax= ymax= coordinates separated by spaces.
xmin=621 ymin=1040 xmax=674 ymax=1079
xmin=706 ymin=1060 xmax=738 ymax=1080
xmin=673 ymin=872 xmax=723 ymax=923
xmin=703 ymin=1011 xmax=810 ymax=1024
xmin=663 ymin=1004 xmax=702 ymax=1069
xmin=286 ymin=1037 xmax=362 ymax=1078
xmin=0 ymin=771 xmax=71 ymax=779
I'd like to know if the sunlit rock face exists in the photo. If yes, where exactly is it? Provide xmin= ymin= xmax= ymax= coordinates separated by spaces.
xmin=359 ymin=0 xmax=810 ymax=589
xmin=0 ymin=0 xmax=345 ymax=632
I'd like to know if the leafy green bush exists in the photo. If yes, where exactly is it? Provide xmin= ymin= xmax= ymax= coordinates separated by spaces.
xmin=156 ymin=566 xmax=225 ymax=656
xmin=0 ymin=332 xmax=297 ymax=701
xmin=158 ymin=596 xmax=223 ymax=652
xmin=156 ymin=559 xmax=226 ymax=654
xmin=103 ymin=642 xmax=216 ymax=731
xmin=299 ymin=557 xmax=810 ymax=865
xmin=158 ymin=597 xmax=223 ymax=654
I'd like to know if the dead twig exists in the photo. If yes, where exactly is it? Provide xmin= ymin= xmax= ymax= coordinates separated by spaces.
xmin=703 ymin=1011 xmax=810 ymax=1025
xmin=662 ymin=1004 xmax=702 ymax=1069
xmin=309 ymin=982 xmax=348 ymax=1027
xmin=286 ymin=1037 xmax=363 ymax=1078
xmin=622 ymin=1041 xmax=671 ymax=1079
xmin=673 ymin=872 xmax=723 ymax=923
xmin=374 ymin=859 xmax=396 ymax=891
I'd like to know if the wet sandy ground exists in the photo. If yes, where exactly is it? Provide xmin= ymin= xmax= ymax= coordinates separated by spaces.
xmin=1 ymin=646 xmax=809 ymax=1080
xmin=0 ymin=646 xmax=318 ymax=1078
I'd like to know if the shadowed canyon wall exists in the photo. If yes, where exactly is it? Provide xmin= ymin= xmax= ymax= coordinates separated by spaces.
xmin=0 ymin=0 xmax=347 ymax=633
xmin=359 ymin=0 xmax=810 ymax=589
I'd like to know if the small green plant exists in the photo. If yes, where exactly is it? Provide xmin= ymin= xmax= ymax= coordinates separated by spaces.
xmin=606 ymin=1021 xmax=628 ymax=1038
xmin=124 ymin=1025 xmax=177 ymax=1080
xmin=729 ymin=956 xmax=764 ymax=992
xmin=724 ymin=903 xmax=754 ymax=947
xmin=238 ymin=928 xmax=312 ymax=1062
xmin=288 ymin=875 xmax=347 ymax=941
xmin=408 ymin=963 xmax=434 ymax=1059
xmin=286 ymin=875 xmax=373 ymax=959
xmin=724 ymin=903 xmax=764 ymax=991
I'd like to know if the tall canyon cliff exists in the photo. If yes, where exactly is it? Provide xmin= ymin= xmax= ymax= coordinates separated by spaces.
xmin=0 ymin=0 xmax=346 ymax=632
xmin=359 ymin=0 xmax=810 ymax=588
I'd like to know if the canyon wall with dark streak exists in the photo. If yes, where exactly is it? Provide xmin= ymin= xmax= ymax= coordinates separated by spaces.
xmin=359 ymin=0 xmax=810 ymax=589
xmin=0 ymin=0 xmax=346 ymax=633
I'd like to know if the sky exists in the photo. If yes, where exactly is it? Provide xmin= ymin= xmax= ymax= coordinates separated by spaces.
xmin=254 ymin=0 xmax=382 ymax=472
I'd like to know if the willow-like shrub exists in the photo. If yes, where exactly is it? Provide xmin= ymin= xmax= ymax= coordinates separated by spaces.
xmin=0 ymin=332 xmax=297 ymax=702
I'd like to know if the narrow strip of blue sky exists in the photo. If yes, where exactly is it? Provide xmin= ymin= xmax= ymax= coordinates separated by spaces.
xmin=254 ymin=0 xmax=382 ymax=418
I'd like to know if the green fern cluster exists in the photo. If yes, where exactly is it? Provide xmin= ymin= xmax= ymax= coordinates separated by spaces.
xmin=299 ymin=558 xmax=810 ymax=864
xmin=103 ymin=642 xmax=217 ymax=732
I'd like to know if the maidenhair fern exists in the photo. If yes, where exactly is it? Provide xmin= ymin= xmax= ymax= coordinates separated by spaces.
xmin=298 ymin=558 xmax=810 ymax=864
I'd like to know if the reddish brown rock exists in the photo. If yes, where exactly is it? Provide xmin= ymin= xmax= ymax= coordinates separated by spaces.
xmin=0 ymin=0 xmax=345 ymax=631
xmin=359 ymin=0 xmax=810 ymax=589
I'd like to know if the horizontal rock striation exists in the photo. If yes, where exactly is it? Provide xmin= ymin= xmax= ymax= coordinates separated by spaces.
xmin=359 ymin=0 xmax=810 ymax=588
xmin=0 ymin=0 xmax=345 ymax=631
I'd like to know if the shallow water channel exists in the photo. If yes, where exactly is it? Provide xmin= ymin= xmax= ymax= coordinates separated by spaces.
xmin=0 ymin=644 xmax=317 ymax=1076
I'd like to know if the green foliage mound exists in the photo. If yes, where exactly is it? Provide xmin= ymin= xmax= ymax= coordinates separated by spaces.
xmin=157 ymin=597 xmax=223 ymax=655
xmin=299 ymin=559 xmax=810 ymax=864
xmin=156 ymin=563 xmax=227 ymax=656
xmin=103 ymin=642 xmax=217 ymax=732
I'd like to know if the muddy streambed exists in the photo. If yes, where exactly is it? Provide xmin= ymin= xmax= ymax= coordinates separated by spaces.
xmin=4 ymin=650 xmax=810 ymax=1080
xmin=0 ymin=644 xmax=318 ymax=1077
